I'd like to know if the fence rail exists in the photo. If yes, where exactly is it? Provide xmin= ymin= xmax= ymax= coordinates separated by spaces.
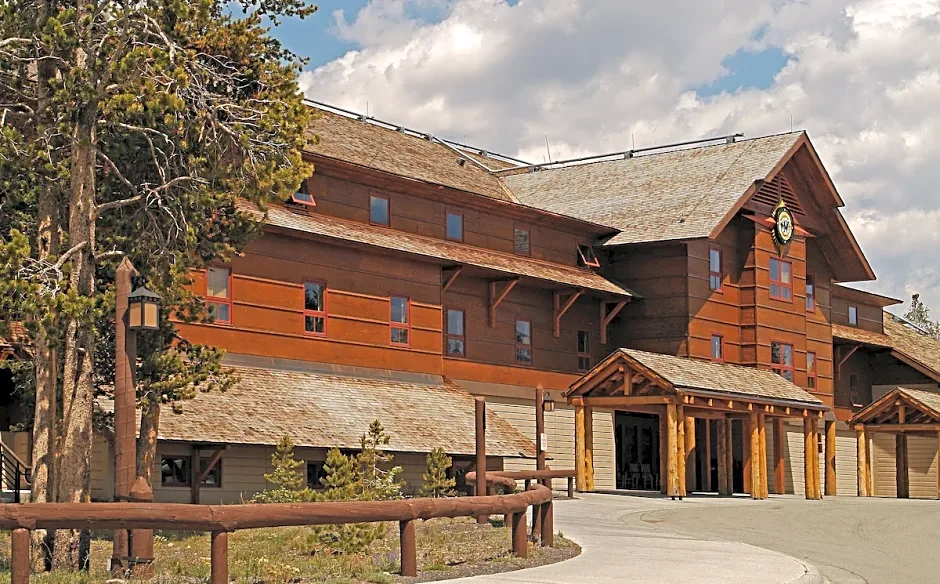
xmin=467 ymin=469 xmax=577 ymax=498
xmin=1 ymin=485 xmax=554 ymax=583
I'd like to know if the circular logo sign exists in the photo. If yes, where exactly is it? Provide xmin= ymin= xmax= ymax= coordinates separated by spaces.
xmin=773 ymin=202 xmax=795 ymax=247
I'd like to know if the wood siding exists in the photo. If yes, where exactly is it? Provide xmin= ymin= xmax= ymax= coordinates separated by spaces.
xmin=872 ymin=433 xmax=940 ymax=498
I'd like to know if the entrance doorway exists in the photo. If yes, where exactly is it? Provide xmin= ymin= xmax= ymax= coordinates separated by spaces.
xmin=615 ymin=412 xmax=661 ymax=490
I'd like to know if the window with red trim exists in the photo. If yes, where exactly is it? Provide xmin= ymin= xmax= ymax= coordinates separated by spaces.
xmin=769 ymin=258 xmax=793 ymax=301
xmin=291 ymin=180 xmax=316 ymax=207
xmin=577 ymin=330 xmax=591 ymax=371
xmin=513 ymin=227 xmax=530 ymax=256
xmin=806 ymin=274 xmax=816 ymax=311
xmin=515 ymin=320 xmax=532 ymax=365
xmin=390 ymin=296 xmax=410 ymax=346
xmin=771 ymin=341 xmax=794 ymax=382
xmin=206 ymin=266 xmax=232 ymax=324
xmin=303 ymin=281 xmax=327 ymax=336
xmin=709 ymin=248 xmax=723 ymax=291
xmin=807 ymin=351 xmax=817 ymax=389
xmin=446 ymin=212 xmax=464 ymax=242
xmin=445 ymin=308 xmax=465 ymax=357
xmin=711 ymin=334 xmax=724 ymax=362
xmin=370 ymin=194 xmax=390 ymax=226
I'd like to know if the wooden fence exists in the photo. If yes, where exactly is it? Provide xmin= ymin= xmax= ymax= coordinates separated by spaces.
xmin=0 ymin=484 xmax=553 ymax=583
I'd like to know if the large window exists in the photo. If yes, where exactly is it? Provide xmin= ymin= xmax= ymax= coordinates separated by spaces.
xmin=515 ymin=320 xmax=532 ymax=365
xmin=711 ymin=335 xmax=724 ymax=362
xmin=446 ymin=211 xmax=464 ymax=241
xmin=807 ymin=352 xmax=817 ymax=389
xmin=303 ymin=281 xmax=327 ymax=336
xmin=806 ymin=274 xmax=816 ymax=311
xmin=370 ymin=194 xmax=390 ymax=226
xmin=577 ymin=330 xmax=591 ymax=371
xmin=771 ymin=342 xmax=794 ymax=382
xmin=514 ymin=227 xmax=531 ymax=256
xmin=160 ymin=457 xmax=222 ymax=487
xmin=206 ymin=266 xmax=232 ymax=324
xmin=769 ymin=258 xmax=793 ymax=302
xmin=390 ymin=296 xmax=410 ymax=346
xmin=445 ymin=308 xmax=466 ymax=357
xmin=709 ymin=248 xmax=723 ymax=291
xmin=849 ymin=305 xmax=858 ymax=326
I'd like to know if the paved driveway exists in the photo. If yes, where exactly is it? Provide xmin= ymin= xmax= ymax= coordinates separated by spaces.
xmin=636 ymin=494 xmax=940 ymax=584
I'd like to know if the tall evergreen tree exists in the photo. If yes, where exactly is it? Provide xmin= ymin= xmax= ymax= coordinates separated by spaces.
xmin=903 ymin=294 xmax=940 ymax=339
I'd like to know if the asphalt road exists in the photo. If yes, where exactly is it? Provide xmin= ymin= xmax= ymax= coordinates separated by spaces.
xmin=634 ymin=494 xmax=940 ymax=584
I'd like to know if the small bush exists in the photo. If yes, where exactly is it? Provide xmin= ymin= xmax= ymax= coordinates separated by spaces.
xmin=420 ymin=447 xmax=456 ymax=498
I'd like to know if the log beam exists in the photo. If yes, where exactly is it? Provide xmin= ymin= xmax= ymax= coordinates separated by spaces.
xmin=824 ymin=420 xmax=837 ymax=497
xmin=488 ymin=278 xmax=518 ymax=328
xmin=600 ymin=300 xmax=627 ymax=344
xmin=553 ymin=289 xmax=583 ymax=338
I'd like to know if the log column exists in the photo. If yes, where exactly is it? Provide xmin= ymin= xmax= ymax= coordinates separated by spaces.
xmin=676 ymin=405 xmax=687 ymax=498
xmin=659 ymin=410 xmax=668 ymax=494
xmin=703 ymin=419 xmax=712 ymax=492
xmin=684 ymin=415 xmax=696 ymax=494
xmin=804 ymin=417 xmax=820 ymax=500
xmin=758 ymin=412 xmax=769 ymax=499
xmin=825 ymin=420 xmax=837 ymax=497
xmin=575 ymin=403 xmax=594 ymax=492
xmin=857 ymin=427 xmax=870 ymax=497
xmin=475 ymin=397 xmax=488 ymax=523
xmin=743 ymin=416 xmax=752 ymax=495
xmin=585 ymin=407 xmax=595 ymax=492
xmin=896 ymin=433 xmax=910 ymax=499
xmin=774 ymin=418 xmax=785 ymax=495
xmin=717 ymin=417 xmax=729 ymax=495
xmin=666 ymin=403 xmax=679 ymax=498
xmin=725 ymin=419 xmax=734 ymax=492
xmin=749 ymin=412 xmax=762 ymax=500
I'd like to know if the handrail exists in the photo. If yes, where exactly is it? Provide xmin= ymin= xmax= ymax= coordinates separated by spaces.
xmin=2 ymin=485 xmax=554 ymax=583
xmin=0 ymin=438 xmax=30 ymax=472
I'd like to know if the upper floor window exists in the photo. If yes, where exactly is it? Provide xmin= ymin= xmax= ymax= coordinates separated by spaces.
xmin=514 ymin=227 xmax=531 ymax=256
xmin=370 ymin=194 xmax=390 ymax=226
xmin=709 ymin=248 xmax=723 ymax=291
xmin=769 ymin=258 xmax=793 ymax=302
xmin=303 ymin=281 xmax=327 ymax=336
xmin=807 ymin=352 xmax=817 ymax=389
xmin=206 ymin=266 xmax=232 ymax=324
xmin=849 ymin=305 xmax=858 ymax=326
xmin=806 ymin=274 xmax=816 ymax=312
xmin=390 ymin=296 xmax=410 ymax=346
xmin=577 ymin=330 xmax=591 ymax=371
xmin=446 ymin=212 xmax=464 ymax=241
xmin=445 ymin=308 xmax=466 ymax=357
xmin=515 ymin=319 xmax=532 ymax=365
xmin=291 ymin=180 xmax=316 ymax=207
xmin=771 ymin=341 xmax=794 ymax=382
xmin=711 ymin=335 xmax=723 ymax=362
xmin=577 ymin=245 xmax=600 ymax=268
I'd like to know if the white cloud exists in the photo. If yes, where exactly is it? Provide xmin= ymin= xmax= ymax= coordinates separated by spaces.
xmin=301 ymin=0 xmax=940 ymax=312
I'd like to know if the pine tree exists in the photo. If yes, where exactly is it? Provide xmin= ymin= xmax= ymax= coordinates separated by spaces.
xmin=420 ymin=447 xmax=456 ymax=498
xmin=358 ymin=420 xmax=403 ymax=501
xmin=903 ymin=294 xmax=940 ymax=339
xmin=252 ymin=435 xmax=314 ymax=503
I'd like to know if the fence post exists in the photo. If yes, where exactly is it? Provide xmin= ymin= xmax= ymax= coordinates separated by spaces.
xmin=11 ymin=528 xmax=30 ymax=584
xmin=540 ymin=500 xmax=554 ymax=547
xmin=511 ymin=511 xmax=528 ymax=558
xmin=210 ymin=531 xmax=229 ymax=584
xmin=567 ymin=476 xmax=574 ymax=498
xmin=399 ymin=519 xmax=417 ymax=577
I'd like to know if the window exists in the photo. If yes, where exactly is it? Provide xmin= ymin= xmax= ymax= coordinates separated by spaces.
xmin=446 ymin=212 xmax=464 ymax=241
xmin=306 ymin=461 xmax=326 ymax=489
xmin=514 ymin=227 xmax=530 ymax=256
xmin=771 ymin=342 xmax=794 ymax=382
xmin=370 ymin=194 xmax=390 ymax=226
xmin=804 ymin=274 xmax=815 ymax=311
xmin=709 ymin=248 xmax=723 ymax=291
xmin=577 ymin=331 xmax=591 ymax=371
xmin=849 ymin=305 xmax=858 ymax=326
xmin=515 ymin=320 xmax=532 ymax=365
xmin=303 ymin=281 xmax=327 ymax=336
xmin=160 ymin=457 xmax=221 ymax=487
xmin=711 ymin=335 xmax=724 ymax=362
xmin=445 ymin=308 xmax=466 ymax=357
xmin=577 ymin=244 xmax=600 ymax=268
xmin=769 ymin=258 xmax=793 ymax=301
xmin=807 ymin=352 xmax=817 ymax=389
xmin=291 ymin=180 xmax=316 ymax=207
xmin=206 ymin=266 xmax=232 ymax=324
xmin=390 ymin=296 xmax=410 ymax=346
xmin=200 ymin=459 xmax=222 ymax=487
xmin=850 ymin=374 xmax=862 ymax=407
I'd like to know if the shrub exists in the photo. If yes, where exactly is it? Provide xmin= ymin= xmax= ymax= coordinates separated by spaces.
xmin=420 ymin=447 xmax=456 ymax=498
xmin=252 ymin=435 xmax=316 ymax=503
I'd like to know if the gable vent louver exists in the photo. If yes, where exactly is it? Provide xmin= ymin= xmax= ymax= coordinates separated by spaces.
xmin=752 ymin=174 xmax=806 ymax=217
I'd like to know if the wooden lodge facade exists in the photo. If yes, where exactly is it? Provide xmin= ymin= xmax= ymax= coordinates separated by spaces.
xmin=7 ymin=101 xmax=940 ymax=503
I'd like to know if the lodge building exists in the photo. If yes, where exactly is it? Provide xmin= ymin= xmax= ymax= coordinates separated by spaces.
xmin=4 ymin=102 xmax=940 ymax=503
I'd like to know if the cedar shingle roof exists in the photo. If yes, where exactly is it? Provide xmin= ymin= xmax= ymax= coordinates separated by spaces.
xmin=622 ymin=348 xmax=824 ymax=406
xmin=834 ymin=315 xmax=940 ymax=381
xmin=832 ymin=324 xmax=892 ymax=347
xmin=251 ymin=203 xmax=636 ymax=297
xmin=501 ymin=132 xmax=803 ymax=246
xmin=97 ymin=364 xmax=536 ymax=458
xmin=850 ymin=386 xmax=940 ymax=424
xmin=306 ymin=108 xmax=518 ymax=202
xmin=897 ymin=387 xmax=940 ymax=418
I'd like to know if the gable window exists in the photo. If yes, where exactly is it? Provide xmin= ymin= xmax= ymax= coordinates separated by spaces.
xmin=577 ymin=330 xmax=591 ymax=371
xmin=769 ymin=258 xmax=793 ymax=302
xmin=849 ymin=305 xmax=858 ymax=326
xmin=303 ymin=281 xmax=327 ymax=335
xmin=370 ymin=194 xmax=390 ymax=226
xmin=160 ymin=457 xmax=222 ymax=487
xmin=206 ymin=266 xmax=232 ymax=324
xmin=806 ymin=274 xmax=816 ymax=312
xmin=306 ymin=461 xmax=326 ymax=489
xmin=709 ymin=248 xmax=723 ymax=291
xmin=291 ymin=180 xmax=316 ymax=207
xmin=514 ymin=227 xmax=531 ymax=256
xmin=445 ymin=308 xmax=466 ymax=357
xmin=711 ymin=335 xmax=724 ymax=362
xmin=807 ymin=352 xmax=817 ymax=390
xmin=446 ymin=211 xmax=464 ymax=241
xmin=390 ymin=296 xmax=410 ymax=346
xmin=515 ymin=319 xmax=532 ymax=365
xmin=578 ymin=244 xmax=600 ymax=268
xmin=771 ymin=341 xmax=794 ymax=382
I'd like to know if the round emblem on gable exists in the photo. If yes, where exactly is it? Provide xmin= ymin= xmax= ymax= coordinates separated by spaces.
xmin=773 ymin=203 xmax=795 ymax=247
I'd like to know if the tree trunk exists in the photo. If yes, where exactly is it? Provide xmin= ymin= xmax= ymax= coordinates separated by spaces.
xmin=137 ymin=398 xmax=160 ymax=486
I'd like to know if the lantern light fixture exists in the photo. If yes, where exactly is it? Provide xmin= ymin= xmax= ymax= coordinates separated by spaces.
xmin=542 ymin=391 xmax=555 ymax=413
xmin=128 ymin=286 xmax=162 ymax=331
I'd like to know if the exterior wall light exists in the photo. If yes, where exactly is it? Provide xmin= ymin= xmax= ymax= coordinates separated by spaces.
xmin=542 ymin=392 xmax=555 ymax=413
xmin=128 ymin=286 xmax=162 ymax=331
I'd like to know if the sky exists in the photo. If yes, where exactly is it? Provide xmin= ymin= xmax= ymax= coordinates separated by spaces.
xmin=270 ymin=0 xmax=940 ymax=315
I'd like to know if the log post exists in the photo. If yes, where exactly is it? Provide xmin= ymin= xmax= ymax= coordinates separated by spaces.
xmin=804 ymin=416 xmax=815 ymax=499
xmin=11 ymin=528 xmax=29 ymax=584
xmin=575 ymin=404 xmax=586 ymax=492
xmin=540 ymin=501 xmax=554 ymax=547
xmin=475 ymin=397 xmax=488 ymax=523
xmin=749 ymin=412 xmax=761 ymax=499
xmin=774 ymin=418 xmax=785 ymax=495
xmin=129 ymin=477 xmax=155 ymax=578
xmin=758 ymin=412 xmax=768 ymax=499
xmin=112 ymin=258 xmax=136 ymax=573
xmin=511 ymin=511 xmax=528 ymax=558
xmin=704 ymin=418 xmax=712 ymax=492
xmin=584 ymin=407 xmax=595 ymax=492
xmin=666 ymin=402 xmax=678 ymax=498
xmin=857 ymin=427 xmax=870 ymax=497
xmin=400 ymin=520 xmax=417 ymax=577
xmin=717 ymin=417 xmax=730 ymax=495
xmin=659 ymin=410 xmax=668 ymax=493
xmin=684 ymin=416 xmax=696 ymax=493
xmin=210 ymin=531 xmax=229 ymax=584
xmin=676 ymin=405 xmax=686 ymax=498
xmin=825 ymin=420 xmax=837 ymax=497
xmin=567 ymin=476 xmax=574 ymax=498
xmin=743 ymin=416 xmax=752 ymax=495
xmin=896 ymin=433 xmax=910 ymax=499
xmin=725 ymin=419 xmax=735 ymax=492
